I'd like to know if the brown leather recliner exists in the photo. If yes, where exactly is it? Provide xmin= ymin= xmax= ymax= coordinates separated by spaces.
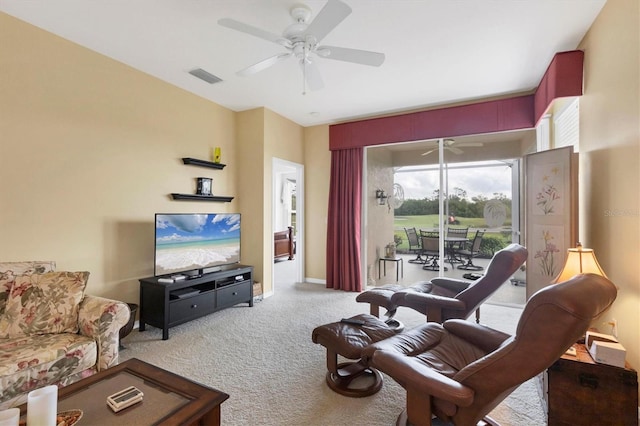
xmin=356 ymin=244 xmax=527 ymax=326
xmin=361 ymin=273 xmax=617 ymax=426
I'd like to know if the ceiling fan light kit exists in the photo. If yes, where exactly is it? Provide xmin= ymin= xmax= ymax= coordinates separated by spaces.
xmin=218 ymin=0 xmax=385 ymax=93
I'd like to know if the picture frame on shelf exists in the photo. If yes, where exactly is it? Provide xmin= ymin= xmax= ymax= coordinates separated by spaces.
xmin=196 ymin=177 xmax=212 ymax=196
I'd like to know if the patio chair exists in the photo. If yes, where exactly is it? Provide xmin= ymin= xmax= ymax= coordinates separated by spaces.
xmin=420 ymin=231 xmax=441 ymax=271
xmin=446 ymin=226 xmax=468 ymax=240
xmin=457 ymin=229 xmax=485 ymax=270
xmin=404 ymin=227 xmax=425 ymax=264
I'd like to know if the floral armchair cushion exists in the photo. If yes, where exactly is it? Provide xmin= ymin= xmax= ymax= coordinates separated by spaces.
xmin=0 ymin=271 xmax=89 ymax=338
xmin=0 ymin=261 xmax=56 ymax=315
xmin=0 ymin=278 xmax=13 ymax=317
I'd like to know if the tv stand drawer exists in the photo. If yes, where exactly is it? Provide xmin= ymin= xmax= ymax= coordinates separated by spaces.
xmin=217 ymin=281 xmax=251 ymax=309
xmin=169 ymin=291 xmax=216 ymax=324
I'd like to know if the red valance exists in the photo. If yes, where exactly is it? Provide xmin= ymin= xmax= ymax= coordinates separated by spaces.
xmin=329 ymin=50 xmax=584 ymax=151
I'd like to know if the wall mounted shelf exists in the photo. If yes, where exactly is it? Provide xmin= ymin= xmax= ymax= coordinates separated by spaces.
xmin=171 ymin=193 xmax=234 ymax=202
xmin=182 ymin=157 xmax=226 ymax=170
xmin=172 ymin=156 xmax=232 ymax=202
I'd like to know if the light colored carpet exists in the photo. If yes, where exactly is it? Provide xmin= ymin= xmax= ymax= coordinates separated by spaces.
xmin=120 ymin=280 xmax=545 ymax=425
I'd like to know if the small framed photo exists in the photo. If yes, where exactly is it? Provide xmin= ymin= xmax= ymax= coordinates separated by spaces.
xmin=196 ymin=177 xmax=212 ymax=196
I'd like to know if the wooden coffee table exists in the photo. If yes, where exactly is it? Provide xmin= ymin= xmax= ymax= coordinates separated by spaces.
xmin=18 ymin=358 xmax=229 ymax=425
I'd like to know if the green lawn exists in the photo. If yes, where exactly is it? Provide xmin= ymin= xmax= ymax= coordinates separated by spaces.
xmin=394 ymin=215 xmax=489 ymax=230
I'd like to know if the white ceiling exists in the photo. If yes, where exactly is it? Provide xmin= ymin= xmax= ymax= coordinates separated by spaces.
xmin=0 ymin=0 xmax=606 ymax=127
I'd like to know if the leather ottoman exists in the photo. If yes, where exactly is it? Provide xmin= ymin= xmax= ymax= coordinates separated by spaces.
xmin=312 ymin=313 xmax=397 ymax=397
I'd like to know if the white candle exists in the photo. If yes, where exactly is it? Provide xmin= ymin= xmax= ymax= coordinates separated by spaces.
xmin=0 ymin=408 xmax=20 ymax=426
xmin=27 ymin=385 xmax=57 ymax=426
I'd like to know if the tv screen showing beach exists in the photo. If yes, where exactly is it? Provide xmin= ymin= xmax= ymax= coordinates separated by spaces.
xmin=155 ymin=213 xmax=241 ymax=276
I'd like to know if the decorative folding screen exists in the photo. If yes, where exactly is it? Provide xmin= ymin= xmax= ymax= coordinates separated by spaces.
xmin=524 ymin=146 xmax=578 ymax=299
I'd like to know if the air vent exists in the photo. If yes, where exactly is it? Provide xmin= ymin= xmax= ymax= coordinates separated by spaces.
xmin=188 ymin=68 xmax=223 ymax=84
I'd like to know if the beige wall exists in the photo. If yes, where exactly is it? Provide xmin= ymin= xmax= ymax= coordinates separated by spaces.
xmin=236 ymin=109 xmax=265 ymax=289
xmin=217 ymin=107 xmax=306 ymax=296
xmin=303 ymin=125 xmax=330 ymax=281
xmin=263 ymin=108 xmax=304 ymax=293
xmin=578 ymin=0 xmax=640 ymax=374
xmin=0 ymin=13 xmax=307 ymax=306
xmin=0 ymin=13 xmax=237 ymax=305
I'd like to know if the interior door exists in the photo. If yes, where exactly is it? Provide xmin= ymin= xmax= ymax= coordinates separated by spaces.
xmin=272 ymin=158 xmax=304 ymax=291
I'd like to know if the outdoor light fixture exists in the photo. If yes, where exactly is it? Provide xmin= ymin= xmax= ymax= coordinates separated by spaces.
xmin=554 ymin=242 xmax=607 ymax=283
xmin=375 ymin=189 xmax=387 ymax=205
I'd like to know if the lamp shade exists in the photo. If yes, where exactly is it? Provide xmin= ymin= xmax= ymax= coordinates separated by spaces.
xmin=554 ymin=243 xmax=607 ymax=283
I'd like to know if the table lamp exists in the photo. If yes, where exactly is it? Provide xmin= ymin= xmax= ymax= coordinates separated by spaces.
xmin=553 ymin=242 xmax=607 ymax=283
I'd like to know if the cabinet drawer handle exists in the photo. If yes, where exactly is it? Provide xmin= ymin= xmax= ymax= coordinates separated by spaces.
xmin=579 ymin=373 xmax=598 ymax=389
xmin=191 ymin=304 xmax=197 ymax=309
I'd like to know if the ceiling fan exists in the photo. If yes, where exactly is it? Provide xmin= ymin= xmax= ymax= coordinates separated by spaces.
xmin=421 ymin=139 xmax=484 ymax=156
xmin=218 ymin=0 xmax=385 ymax=92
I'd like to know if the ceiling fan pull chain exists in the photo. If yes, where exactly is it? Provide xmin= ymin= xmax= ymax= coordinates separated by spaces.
xmin=302 ymin=63 xmax=307 ymax=95
xmin=302 ymin=45 xmax=308 ymax=95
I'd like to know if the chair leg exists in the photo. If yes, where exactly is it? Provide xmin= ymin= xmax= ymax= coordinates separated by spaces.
xmin=475 ymin=307 xmax=480 ymax=323
xmin=457 ymin=257 xmax=484 ymax=271
xmin=404 ymin=390 xmax=432 ymax=426
xmin=422 ymin=257 xmax=448 ymax=272
xmin=369 ymin=304 xmax=380 ymax=318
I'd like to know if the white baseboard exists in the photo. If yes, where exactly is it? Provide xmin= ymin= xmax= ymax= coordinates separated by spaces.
xmin=305 ymin=278 xmax=326 ymax=285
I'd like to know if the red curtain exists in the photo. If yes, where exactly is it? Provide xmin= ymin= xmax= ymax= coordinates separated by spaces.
xmin=326 ymin=147 xmax=362 ymax=292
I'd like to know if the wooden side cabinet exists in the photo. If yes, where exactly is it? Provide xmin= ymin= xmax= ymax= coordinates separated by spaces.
xmin=543 ymin=343 xmax=638 ymax=426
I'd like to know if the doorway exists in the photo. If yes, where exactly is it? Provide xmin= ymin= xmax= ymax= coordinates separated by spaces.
xmin=272 ymin=158 xmax=304 ymax=291
xmin=364 ymin=130 xmax=535 ymax=306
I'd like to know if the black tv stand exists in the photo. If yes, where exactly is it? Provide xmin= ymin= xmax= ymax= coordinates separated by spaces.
xmin=139 ymin=265 xmax=253 ymax=340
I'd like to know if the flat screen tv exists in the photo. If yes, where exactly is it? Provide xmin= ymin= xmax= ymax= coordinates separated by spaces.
xmin=154 ymin=213 xmax=241 ymax=277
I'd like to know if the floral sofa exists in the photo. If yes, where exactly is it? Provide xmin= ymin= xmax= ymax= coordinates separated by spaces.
xmin=0 ymin=261 xmax=130 ymax=409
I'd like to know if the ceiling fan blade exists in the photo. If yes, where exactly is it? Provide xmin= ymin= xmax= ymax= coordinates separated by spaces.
xmin=421 ymin=148 xmax=437 ymax=156
xmin=300 ymin=59 xmax=324 ymax=91
xmin=237 ymin=53 xmax=291 ymax=76
xmin=457 ymin=142 xmax=484 ymax=147
xmin=448 ymin=146 xmax=464 ymax=155
xmin=218 ymin=18 xmax=291 ymax=48
xmin=318 ymin=45 xmax=385 ymax=66
xmin=304 ymin=0 xmax=352 ymax=44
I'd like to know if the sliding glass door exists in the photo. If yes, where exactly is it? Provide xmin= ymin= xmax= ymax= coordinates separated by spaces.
xmin=395 ymin=159 xmax=517 ymax=275
xmin=365 ymin=131 xmax=532 ymax=305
